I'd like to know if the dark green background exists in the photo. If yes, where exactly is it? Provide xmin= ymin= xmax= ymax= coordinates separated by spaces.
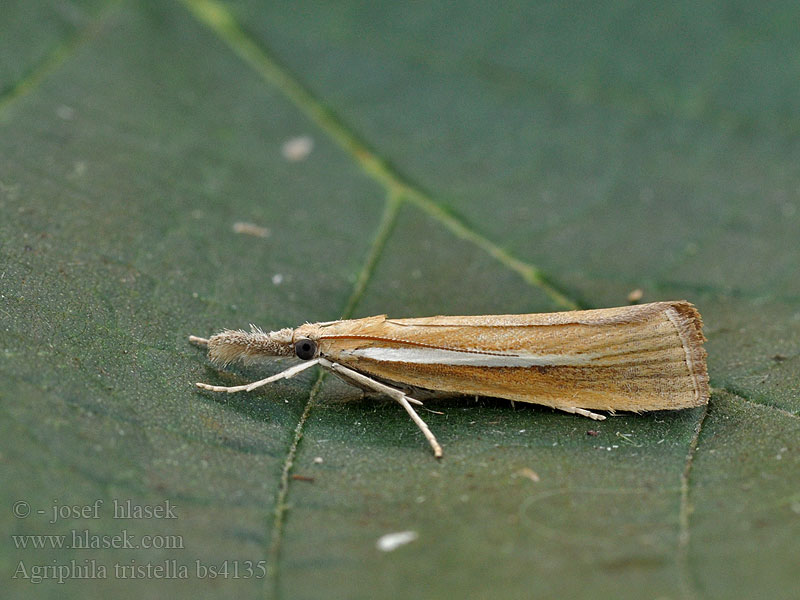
xmin=2 ymin=1 xmax=798 ymax=598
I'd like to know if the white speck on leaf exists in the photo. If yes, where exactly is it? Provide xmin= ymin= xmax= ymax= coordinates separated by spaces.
xmin=56 ymin=105 xmax=76 ymax=120
xmin=282 ymin=135 xmax=314 ymax=161
xmin=376 ymin=531 xmax=418 ymax=552
xmin=70 ymin=161 xmax=87 ymax=178
xmin=516 ymin=467 xmax=540 ymax=482
xmin=233 ymin=222 xmax=270 ymax=238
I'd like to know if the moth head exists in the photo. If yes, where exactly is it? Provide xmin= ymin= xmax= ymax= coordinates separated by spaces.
xmin=292 ymin=323 xmax=322 ymax=361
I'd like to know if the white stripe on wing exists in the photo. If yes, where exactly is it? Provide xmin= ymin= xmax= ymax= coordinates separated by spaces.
xmin=341 ymin=346 xmax=595 ymax=367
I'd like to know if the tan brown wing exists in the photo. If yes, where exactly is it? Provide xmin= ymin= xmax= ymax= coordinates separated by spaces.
xmin=304 ymin=301 xmax=708 ymax=412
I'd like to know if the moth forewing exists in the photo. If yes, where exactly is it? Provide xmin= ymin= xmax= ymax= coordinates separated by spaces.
xmin=191 ymin=301 xmax=709 ymax=457
xmin=313 ymin=301 xmax=709 ymax=413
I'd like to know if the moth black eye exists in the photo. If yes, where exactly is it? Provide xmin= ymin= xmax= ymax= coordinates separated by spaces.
xmin=294 ymin=338 xmax=317 ymax=360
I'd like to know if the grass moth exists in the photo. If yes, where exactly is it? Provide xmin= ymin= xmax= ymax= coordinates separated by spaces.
xmin=190 ymin=301 xmax=708 ymax=457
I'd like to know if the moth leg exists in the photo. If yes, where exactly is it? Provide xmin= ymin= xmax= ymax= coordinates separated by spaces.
xmin=319 ymin=358 xmax=442 ymax=458
xmin=324 ymin=363 xmax=423 ymax=406
xmin=327 ymin=368 xmax=393 ymax=400
xmin=558 ymin=406 xmax=606 ymax=421
xmin=196 ymin=359 xmax=320 ymax=394
xmin=189 ymin=335 xmax=209 ymax=346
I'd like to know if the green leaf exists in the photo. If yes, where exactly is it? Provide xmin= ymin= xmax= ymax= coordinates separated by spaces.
xmin=2 ymin=1 xmax=798 ymax=599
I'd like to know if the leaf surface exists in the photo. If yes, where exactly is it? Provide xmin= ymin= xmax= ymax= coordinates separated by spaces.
xmin=2 ymin=1 xmax=798 ymax=599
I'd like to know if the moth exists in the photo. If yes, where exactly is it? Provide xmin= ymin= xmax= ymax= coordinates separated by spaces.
xmin=190 ymin=301 xmax=708 ymax=457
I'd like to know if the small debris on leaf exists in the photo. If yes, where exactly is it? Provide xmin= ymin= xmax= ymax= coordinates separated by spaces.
xmin=282 ymin=135 xmax=314 ymax=161
xmin=627 ymin=288 xmax=644 ymax=303
xmin=233 ymin=222 xmax=271 ymax=238
xmin=516 ymin=467 xmax=540 ymax=482
xmin=376 ymin=531 xmax=418 ymax=552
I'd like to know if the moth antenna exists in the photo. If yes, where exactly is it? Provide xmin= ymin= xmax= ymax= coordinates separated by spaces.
xmin=188 ymin=335 xmax=209 ymax=347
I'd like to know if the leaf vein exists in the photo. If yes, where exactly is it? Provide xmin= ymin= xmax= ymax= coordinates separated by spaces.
xmin=677 ymin=403 xmax=708 ymax=600
xmin=712 ymin=384 xmax=800 ymax=420
xmin=264 ymin=193 xmax=401 ymax=597
xmin=0 ymin=0 xmax=122 ymax=116
xmin=178 ymin=0 xmax=581 ymax=311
